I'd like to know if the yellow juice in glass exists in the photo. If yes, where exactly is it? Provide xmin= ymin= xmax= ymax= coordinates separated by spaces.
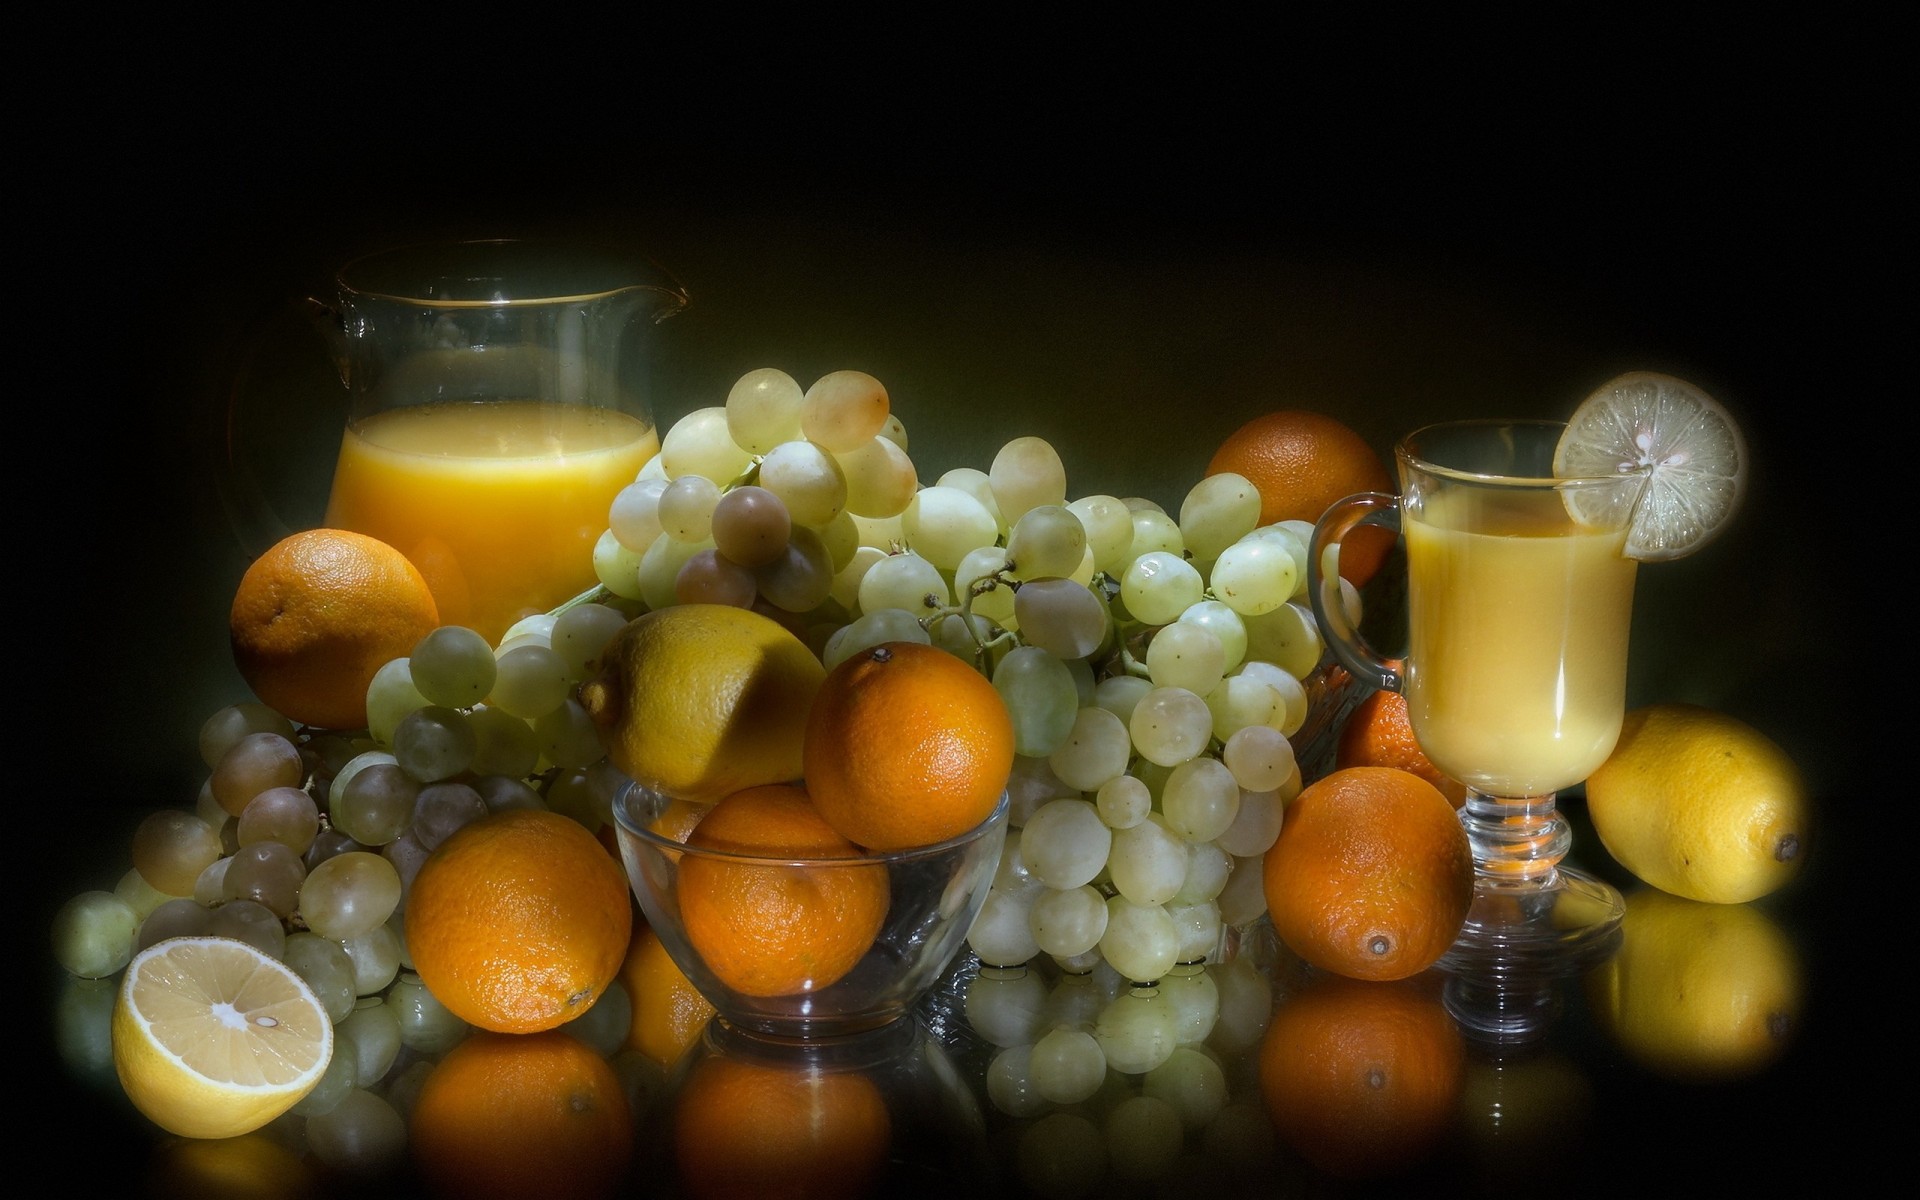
xmin=324 ymin=399 xmax=657 ymax=645
xmin=1402 ymin=491 xmax=1638 ymax=798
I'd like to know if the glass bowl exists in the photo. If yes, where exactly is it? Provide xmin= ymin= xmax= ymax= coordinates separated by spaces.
xmin=612 ymin=782 xmax=1010 ymax=1041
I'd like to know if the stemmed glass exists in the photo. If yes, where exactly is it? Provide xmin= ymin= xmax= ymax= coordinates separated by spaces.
xmin=1309 ymin=419 xmax=1649 ymax=1030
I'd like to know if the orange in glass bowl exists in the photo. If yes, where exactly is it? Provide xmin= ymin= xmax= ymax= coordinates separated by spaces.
xmin=611 ymin=781 xmax=1009 ymax=1041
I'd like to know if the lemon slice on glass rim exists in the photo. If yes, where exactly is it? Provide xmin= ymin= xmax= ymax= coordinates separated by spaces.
xmin=1554 ymin=370 xmax=1748 ymax=561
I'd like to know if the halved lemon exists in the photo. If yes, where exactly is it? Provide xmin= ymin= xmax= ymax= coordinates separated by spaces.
xmin=111 ymin=935 xmax=334 ymax=1139
xmin=1554 ymin=370 xmax=1748 ymax=561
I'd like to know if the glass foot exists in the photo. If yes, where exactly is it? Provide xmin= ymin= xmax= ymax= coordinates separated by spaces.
xmin=1437 ymin=865 xmax=1624 ymax=979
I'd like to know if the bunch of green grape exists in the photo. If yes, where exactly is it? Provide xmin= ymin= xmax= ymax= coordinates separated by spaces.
xmin=608 ymin=367 xmax=1358 ymax=987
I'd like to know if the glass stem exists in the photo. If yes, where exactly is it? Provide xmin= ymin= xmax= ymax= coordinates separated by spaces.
xmin=1459 ymin=790 xmax=1568 ymax=885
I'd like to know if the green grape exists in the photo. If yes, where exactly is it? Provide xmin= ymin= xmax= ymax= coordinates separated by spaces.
xmin=129 ymin=808 xmax=222 ymax=897
xmin=333 ymin=761 xmax=418 ymax=847
xmin=302 ymin=850 xmax=402 ymax=941
xmin=1096 ymin=774 xmax=1151 ymax=830
xmin=136 ymin=897 xmax=212 ymax=952
xmin=1120 ymin=551 xmax=1204 ymax=626
xmin=284 ymin=930 xmax=359 ymax=1024
xmin=221 ymin=839 xmax=307 ymax=918
xmin=902 ymin=485 xmax=998 ymax=572
xmin=534 ymin=696 xmax=607 ymax=769
xmin=338 ymin=998 xmax=403 ymax=1089
xmin=724 ymin=367 xmax=804 ymax=455
xmin=1029 ymin=884 xmax=1109 ymax=959
xmin=210 ymin=730 xmax=303 ymax=818
xmin=411 ymin=781 xmax=486 ymax=850
xmin=1174 ymin=840 xmax=1232 ymax=904
xmin=387 ymin=971 xmax=469 ymax=1053
xmin=1210 ymin=537 xmax=1298 ymax=616
xmin=291 ymin=1041 xmax=359 ymax=1117
xmin=1100 ymin=901 xmax=1180 ymax=986
xmin=934 ymin=467 xmax=1006 ymax=532
xmin=800 ymin=368 xmax=889 ymax=452
xmin=113 ymin=867 xmax=176 ymax=922
xmin=1047 ymin=705 xmax=1129 ymax=792
xmin=339 ymin=921 xmax=403 ymax=996
xmin=966 ymin=888 xmax=1042 ymax=969
xmin=1167 ymin=898 xmax=1224 ymax=963
xmin=592 ymin=528 xmax=647 ymax=600
xmin=466 ymin=704 xmax=540 ymax=778
xmin=659 ymin=472 xmax=722 ymax=542
xmin=410 ymin=626 xmax=496 ymax=709
xmin=50 ymin=891 xmax=139 ymax=979
xmin=549 ymin=602 xmax=630 ymax=681
xmin=1232 ymin=659 xmax=1310 ymax=736
xmin=1161 ymin=757 xmax=1240 ymax=843
xmin=236 ymin=784 xmax=320 ymax=853
xmin=1012 ymin=578 xmax=1107 ymax=660
xmin=638 ymin=531 xmax=713 ymax=610
xmin=1128 ymin=686 xmax=1212 ymax=767
xmin=1176 ymin=600 xmax=1249 ymax=671
xmin=1021 ymin=798 xmax=1111 ymax=890
xmin=392 ymin=705 xmax=478 ymax=782
xmin=1154 ymin=967 xmax=1224 ymax=1049
xmin=954 ymin=546 xmax=1016 ymax=626
xmin=822 ymin=606 xmax=930 ymax=671
xmin=835 ymin=434 xmax=918 ymax=519
xmin=1145 ymin=621 xmax=1226 ymax=695
xmin=758 ymin=438 xmax=847 ymax=527
xmin=561 ymin=980 xmax=631 ymax=1058
xmin=197 ymin=701 xmax=296 ymax=770
xmin=488 ymin=644 xmax=571 ymax=720
xmin=1067 ymin=494 xmax=1135 ymax=575
xmin=988 ymin=435 xmax=1068 ymax=525
xmin=660 ymin=405 xmax=753 ymax=482
xmin=1006 ymin=504 xmax=1086 ymax=580
xmin=856 ymin=549 xmax=949 ymax=617
xmin=828 ymin=544 xmax=888 ymax=613
xmin=1109 ymin=814 xmax=1187 ymax=906
xmin=993 ymin=645 xmax=1079 ymax=758
xmin=1242 ymin=601 xmax=1323 ymax=680
xmin=202 ymin=897 xmax=283 ymax=959
xmin=367 ymin=658 xmax=430 ymax=746
xmin=1127 ymin=508 xmax=1186 ymax=564
xmin=1177 ymin=472 xmax=1262 ymax=565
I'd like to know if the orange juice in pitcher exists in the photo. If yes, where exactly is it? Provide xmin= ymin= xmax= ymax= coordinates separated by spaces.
xmin=303 ymin=237 xmax=688 ymax=645
xmin=325 ymin=399 xmax=658 ymax=644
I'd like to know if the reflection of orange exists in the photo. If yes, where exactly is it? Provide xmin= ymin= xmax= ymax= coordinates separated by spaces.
xmin=1205 ymin=409 xmax=1395 ymax=586
xmin=673 ymin=1055 xmax=892 ymax=1200
xmin=228 ymin=528 xmax=440 ymax=731
xmin=619 ymin=922 xmax=716 ymax=1068
xmin=406 ymin=809 xmax=635 ymax=1033
xmin=1263 ymin=767 xmax=1473 ymax=981
xmin=803 ymin=641 xmax=1014 ymax=851
xmin=1335 ymin=688 xmax=1467 ymax=807
xmin=679 ymin=784 xmax=890 ymax=997
xmin=1257 ymin=973 xmax=1465 ymax=1181
xmin=409 ymin=1029 xmax=634 ymax=1200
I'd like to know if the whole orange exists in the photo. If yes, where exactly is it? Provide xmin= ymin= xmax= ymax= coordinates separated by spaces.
xmin=409 ymin=1028 xmax=634 ymax=1200
xmin=1262 ymin=766 xmax=1473 ymax=981
xmin=672 ymin=1054 xmax=892 ymax=1200
xmin=1257 ymin=972 xmax=1466 ymax=1181
xmin=1336 ymin=688 xmax=1468 ymax=807
xmin=1206 ymin=409 xmax=1395 ymax=586
xmin=228 ymin=528 xmax=440 ymax=731
xmin=405 ymin=808 xmax=634 ymax=1033
xmin=619 ymin=922 xmax=716 ymax=1069
xmin=803 ymin=641 xmax=1014 ymax=851
xmin=678 ymin=783 xmax=890 ymax=998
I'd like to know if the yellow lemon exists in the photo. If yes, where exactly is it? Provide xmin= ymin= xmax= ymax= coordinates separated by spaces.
xmin=578 ymin=604 xmax=826 ymax=806
xmin=1585 ymin=889 xmax=1802 ymax=1082
xmin=1584 ymin=703 xmax=1810 ymax=903
xmin=112 ymin=936 xmax=334 ymax=1140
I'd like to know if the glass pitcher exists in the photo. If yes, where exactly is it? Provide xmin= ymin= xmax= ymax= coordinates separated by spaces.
xmin=305 ymin=237 xmax=688 ymax=645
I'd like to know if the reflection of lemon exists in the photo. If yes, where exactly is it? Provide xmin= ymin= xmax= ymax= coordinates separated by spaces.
xmin=145 ymin=1132 xmax=318 ymax=1200
xmin=1585 ymin=703 xmax=1810 ymax=903
xmin=112 ymin=936 xmax=334 ymax=1139
xmin=578 ymin=604 xmax=826 ymax=805
xmin=1585 ymin=889 xmax=1802 ymax=1082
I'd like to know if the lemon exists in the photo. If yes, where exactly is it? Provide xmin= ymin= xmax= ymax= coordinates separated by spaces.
xmin=1585 ymin=889 xmax=1802 ymax=1082
xmin=1584 ymin=703 xmax=1810 ymax=904
xmin=578 ymin=604 xmax=826 ymax=805
xmin=112 ymin=935 xmax=335 ymax=1140
xmin=1554 ymin=370 xmax=1747 ymax=561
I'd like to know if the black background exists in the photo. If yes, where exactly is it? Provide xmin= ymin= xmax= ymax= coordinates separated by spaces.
xmin=29 ymin=31 xmax=1891 ymax=1196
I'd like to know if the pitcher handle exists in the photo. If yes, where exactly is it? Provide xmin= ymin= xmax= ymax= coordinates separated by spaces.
xmin=1308 ymin=492 xmax=1405 ymax=693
